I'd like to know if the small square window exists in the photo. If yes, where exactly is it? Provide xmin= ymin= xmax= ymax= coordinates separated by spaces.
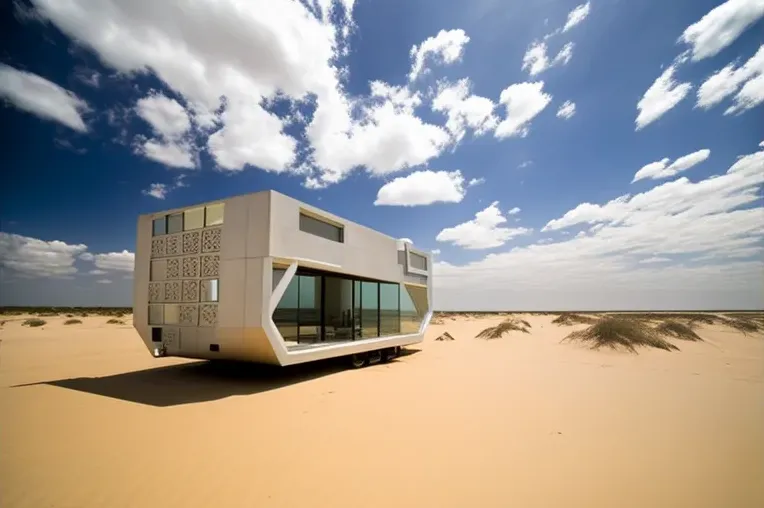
xmin=152 ymin=217 xmax=166 ymax=236
xmin=205 ymin=203 xmax=224 ymax=226
xmin=164 ymin=304 xmax=180 ymax=325
xmin=184 ymin=207 xmax=204 ymax=230
xmin=201 ymin=279 xmax=219 ymax=302
xmin=167 ymin=213 xmax=183 ymax=234
xmin=149 ymin=305 xmax=164 ymax=325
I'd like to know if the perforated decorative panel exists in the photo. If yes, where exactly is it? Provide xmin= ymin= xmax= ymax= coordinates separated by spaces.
xmin=201 ymin=255 xmax=220 ymax=277
xmin=149 ymin=282 xmax=162 ymax=302
xmin=164 ymin=281 xmax=181 ymax=302
xmin=151 ymin=237 xmax=165 ymax=258
xmin=182 ymin=280 xmax=199 ymax=302
xmin=166 ymin=234 xmax=180 ymax=256
xmin=163 ymin=327 xmax=180 ymax=348
xmin=166 ymin=258 xmax=180 ymax=279
xmin=180 ymin=305 xmax=198 ymax=326
xmin=182 ymin=256 xmax=199 ymax=278
xmin=202 ymin=228 xmax=221 ymax=252
xmin=199 ymin=304 xmax=218 ymax=326
xmin=182 ymin=231 xmax=200 ymax=254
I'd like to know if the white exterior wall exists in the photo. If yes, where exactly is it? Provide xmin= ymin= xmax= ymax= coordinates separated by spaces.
xmin=134 ymin=190 xmax=432 ymax=366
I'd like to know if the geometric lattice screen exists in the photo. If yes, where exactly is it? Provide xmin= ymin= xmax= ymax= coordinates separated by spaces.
xmin=148 ymin=205 xmax=222 ymax=333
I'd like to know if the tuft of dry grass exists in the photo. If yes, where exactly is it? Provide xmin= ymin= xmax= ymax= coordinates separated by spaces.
xmin=64 ymin=318 xmax=83 ymax=325
xmin=552 ymin=313 xmax=598 ymax=326
xmin=607 ymin=312 xmax=718 ymax=325
xmin=719 ymin=317 xmax=760 ymax=334
xmin=563 ymin=317 xmax=679 ymax=353
xmin=477 ymin=318 xmax=531 ymax=339
xmin=106 ymin=319 xmax=125 ymax=325
xmin=435 ymin=331 xmax=455 ymax=341
xmin=22 ymin=318 xmax=46 ymax=327
xmin=655 ymin=321 xmax=703 ymax=341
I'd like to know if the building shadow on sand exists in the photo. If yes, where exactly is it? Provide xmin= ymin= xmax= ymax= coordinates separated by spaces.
xmin=14 ymin=349 xmax=420 ymax=408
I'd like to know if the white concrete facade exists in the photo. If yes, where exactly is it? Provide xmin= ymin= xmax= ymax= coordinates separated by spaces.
xmin=133 ymin=190 xmax=433 ymax=366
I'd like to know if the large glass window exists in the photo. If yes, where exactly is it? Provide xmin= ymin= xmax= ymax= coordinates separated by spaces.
xmin=184 ymin=207 xmax=204 ymax=230
xmin=324 ymin=277 xmax=353 ymax=342
xmin=205 ymin=203 xmax=224 ymax=226
xmin=152 ymin=217 xmax=166 ymax=236
xmin=360 ymin=281 xmax=379 ymax=339
xmin=167 ymin=213 xmax=183 ymax=234
xmin=380 ymin=282 xmax=400 ymax=336
xmin=271 ymin=267 xmax=418 ymax=348
xmin=201 ymin=279 xmax=219 ymax=302
xmin=298 ymin=275 xmax=320 ymax=343
xmin=299 ymin=212 xmax=344 ymax=243
xmin=400 ymin=284 xmax=428 ymax=334
xmin=410 ymin=252 xmax=427 ymax=271
xmin=273 ymin=276 xmax=299 ymax=344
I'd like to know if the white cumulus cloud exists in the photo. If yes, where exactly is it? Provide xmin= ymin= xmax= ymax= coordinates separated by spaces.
xmin=494 ymin=81 xmax=552 ymax=138
xmin=375 ymin=170 xmax=466 ymax=206
xmin=436 ymin=202 xmax=532 ymax=249
xmin=697 ymin=44 xmax=764 ymax=113
xmin=93 ymin=251 xmax=135 ymax=272
xmin=0 ymin=63 xmax=89 ymax=132
xmin=635 ymin=64 xmax=692 ymax=130
xmin=431 ymin=78 xmax=497 ymax=142
xmin=522 ymin=41 xmax=574 ymax=76
xmin=409 ymin=29 xmax=470 ymax=82
xmin=556 ymin=100 xmax=576 ymax=119
xmin=679 ymin=0 xmax=764 ymax=62
xmin=632 ymin=149 xmax=711 ymax=182
xmin=562 ymin=2 xmax=591 ymax=33
xmin=0 ymin=233 xmax=87 ymax=278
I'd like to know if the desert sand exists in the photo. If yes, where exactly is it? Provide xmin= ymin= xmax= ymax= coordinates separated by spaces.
xmin=1 ymin=313 xmax=763 ymax=508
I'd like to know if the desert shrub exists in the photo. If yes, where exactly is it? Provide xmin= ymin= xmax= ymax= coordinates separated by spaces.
xmin=435 ymin=332 xmax=455 ymax=341
xmin=562 ymin=317 xmax=678 ymax=353
xmin=552 ymin=313 xmax=598 ymax=326
xmin=106 ymin=318 xmax=125 ymax=325
xmin=37 ymin=312 xmax=58 ymax=317
xmin=720 ymin=317 xmax=760 ymax=334
xmin=64 ymin=318 xmax=83 ymax=325
xmin=477 ymin=318 xmax=530 ymax=339
xmin=607 ymin=313 xmax=717 ymax=324
xmin=65 ymin=314 xmax=74 ymax=318
xmin=655 ymin=321 xmax=702 ymax=341
xmin=22 ymin=318 xmax=47 ymax=327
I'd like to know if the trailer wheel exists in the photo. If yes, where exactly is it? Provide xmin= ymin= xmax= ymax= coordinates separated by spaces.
xmin=381 ymin=347 xmax=397 ymax=363
xmin=350 ymin=353 xmax=368 ymax=369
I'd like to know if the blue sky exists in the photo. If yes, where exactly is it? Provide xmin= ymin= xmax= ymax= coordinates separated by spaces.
xmin=1 ymin=0 xmax=763 ymax=309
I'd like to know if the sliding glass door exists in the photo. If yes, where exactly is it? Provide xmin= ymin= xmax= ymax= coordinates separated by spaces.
xmin=273 ymin=266 xmax=425 ymax=348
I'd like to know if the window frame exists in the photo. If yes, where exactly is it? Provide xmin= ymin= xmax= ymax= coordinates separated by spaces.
xmin=298 ymin=210 xmax=345 ymax=243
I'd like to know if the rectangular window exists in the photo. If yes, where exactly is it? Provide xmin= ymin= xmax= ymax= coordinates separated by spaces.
xmin=152 ymin=217 xmax=166 ymax=236
xmin=164 ymin=304 xmax=180 ymax=325
xmin=299 ymin=212 xmax=344 ymax=243
xmin=298 ymin=275 xmax=320 ymax=343
xmin=205 ymin=203 xmax=224 ymax=226
xmin=324 ymin=276 xmax=354 ymax=342
xmin=201 ymin=279 xmax=219 ymax=302
xmin=149 ymin=304 xmax=164 ymax=325
xmin=379 ymin=282 xmax=400 ymax=336
xmin=410 ymin=252 xmax=427 ymax=271
xmin=361 ymin=281 xmax=379 ymax=339
xmin=273 ymin=275 xmax=299 ymax=344
xmin=184 ymin=207 xmax=204 ymax=230
xmin=167 ymin=213 xmax=183 ymax=234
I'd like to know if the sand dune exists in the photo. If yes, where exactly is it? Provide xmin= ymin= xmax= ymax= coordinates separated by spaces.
xmin=1 ymin=313 xmax=763 ymax=508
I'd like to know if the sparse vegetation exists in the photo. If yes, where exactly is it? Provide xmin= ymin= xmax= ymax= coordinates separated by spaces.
xmin=607 ymin=313 xmax=718 ymax=325
xmin=719 ymin=317 xmax=760 ymax=334
xmin=552 ymin=313 xmax=598 ymax=326
xmin=0 ymin=306 xmax=130 ymax=317
xmin=563 ymin=317 xmax=679 ymax=353
xmin=22 ymin=318 xmax=47 ymax=327
xmin=477 ymin=318 xmax=531 ymax=339
xmin=655 ymin=321 xmax=703 ymax=341
xmin=435 ymin=331 xmax=455 ymax=341
xmin=64 ymin=319 xmax=83 ymax=325
xmin=106 ymin=319 xmax=125 ymax=325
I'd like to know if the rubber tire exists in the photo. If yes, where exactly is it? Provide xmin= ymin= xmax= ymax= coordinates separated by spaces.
xmin=368 ymin=350 xmax=382 ymax=364
xmin=382 ymin=347 xmax=397 ymax=363
xmin=350 ymin=353 xmax=368 ymax=369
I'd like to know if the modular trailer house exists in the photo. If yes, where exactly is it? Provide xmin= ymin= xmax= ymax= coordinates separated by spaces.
xmin=133 ymin=190 xmax=432 ymax=367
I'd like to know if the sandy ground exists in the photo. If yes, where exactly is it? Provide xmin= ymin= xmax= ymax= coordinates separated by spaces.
xmin=1 ymin=313 xmax=763 ymax=508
